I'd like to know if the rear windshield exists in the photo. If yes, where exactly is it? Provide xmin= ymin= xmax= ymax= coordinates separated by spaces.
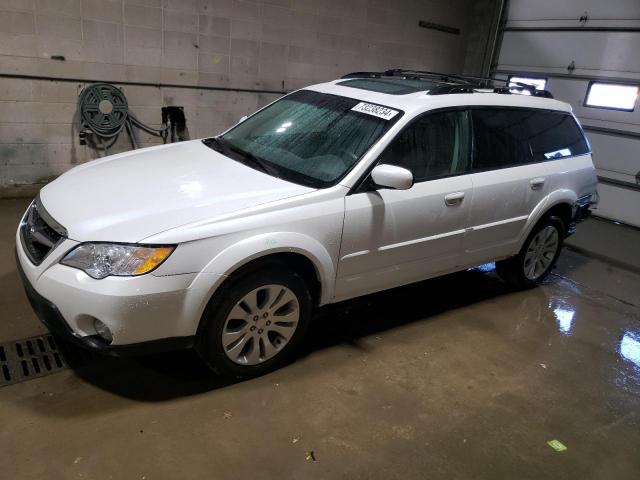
xmin=217 ymin=90 xmax=402 ymax=188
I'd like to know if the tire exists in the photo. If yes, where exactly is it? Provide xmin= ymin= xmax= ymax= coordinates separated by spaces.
xmin=496 ymin=215 xmax=565 ymax=289
xmin=196 ymin=266 xmax=312 ymax=378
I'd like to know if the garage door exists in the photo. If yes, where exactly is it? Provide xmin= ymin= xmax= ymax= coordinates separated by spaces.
xmin=492 ymin=0 xmax=640 ymax=227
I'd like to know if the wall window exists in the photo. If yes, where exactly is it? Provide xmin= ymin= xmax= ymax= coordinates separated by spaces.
xmin=378 ymin=111 xmax=471 ymax=182
xmin=584 ymin=82 xmax=639 ymax=111
xmin=508 ymin=76 xmax=548 ymax=95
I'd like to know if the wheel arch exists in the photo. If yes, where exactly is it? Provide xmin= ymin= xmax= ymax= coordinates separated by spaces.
xmin=194 ymin=249 xmax=319 ymax=377
xmin=192 ymin=245 xmax=328 ymax=342
xmin=215 ymin=251 xmax=323 ymax=306
xmin=200 ymin=231 xmax=335 ymax=307
xmin=544 ymin=203 xmax=573 ymax=232
xmin=515 ymin=190 xmax=576 ymax=252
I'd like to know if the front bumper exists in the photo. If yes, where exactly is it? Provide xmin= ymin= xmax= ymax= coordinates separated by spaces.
xmin=14 ymin=199 xmax=226 ymax=356
xmin=16 ymin=253 xmax=194 ymax=356
xmin=15 ymin=227 xmax=211 ymax=356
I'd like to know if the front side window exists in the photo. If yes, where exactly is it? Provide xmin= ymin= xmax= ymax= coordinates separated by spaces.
xmin=215 ymin=90 xmax=402 ymax=188
xmin=378 ymin=110 xmax=471 ymax=182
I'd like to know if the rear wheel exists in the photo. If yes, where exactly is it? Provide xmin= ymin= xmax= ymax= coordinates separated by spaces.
xmin=496 ymin=215 xmax=565 ymax=288
xmin=196 ymin=266 xmax=312 ymax=378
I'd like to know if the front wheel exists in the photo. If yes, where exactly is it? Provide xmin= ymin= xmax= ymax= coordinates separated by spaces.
xmin=496 ymin=215 xmax=565 ymax=289
xmin=196 ymin=266 xmax=312 ymax=378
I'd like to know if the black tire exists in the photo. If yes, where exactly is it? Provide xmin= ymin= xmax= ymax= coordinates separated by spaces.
xmin=196 ymin=266 xmax=312 ymax=378
xmin=496 ymin=215 xmax=565 ymax=289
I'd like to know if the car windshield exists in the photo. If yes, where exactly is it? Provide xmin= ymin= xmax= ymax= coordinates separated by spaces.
xmin=212 ymin=90 xmax=402 ymax=188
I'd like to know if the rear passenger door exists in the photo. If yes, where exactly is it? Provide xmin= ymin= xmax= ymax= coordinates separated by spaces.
xmin=464 ymin=108 xmax=551 ymax=264
xmin=525 ymin=109 xmax=593 ymax=193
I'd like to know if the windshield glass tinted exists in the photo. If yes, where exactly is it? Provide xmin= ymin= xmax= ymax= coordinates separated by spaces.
xmin=218 ymin=90 xmax=402 ymax=188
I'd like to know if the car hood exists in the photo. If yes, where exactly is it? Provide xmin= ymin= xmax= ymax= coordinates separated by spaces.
xmin=40 ymin=140 xmax=314 ymax=242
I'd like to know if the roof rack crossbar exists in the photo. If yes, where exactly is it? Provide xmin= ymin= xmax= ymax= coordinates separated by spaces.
xmin=341 ymin=69 xmax=475 ymax=85
xmin=340 ymin=69 xmax=554 ymax=98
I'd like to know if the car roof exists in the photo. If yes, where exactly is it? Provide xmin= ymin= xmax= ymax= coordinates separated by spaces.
xmin=303 ymin=75 xmax=573 ymax=117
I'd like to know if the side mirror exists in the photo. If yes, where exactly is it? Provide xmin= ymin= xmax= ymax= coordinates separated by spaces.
xmin=238 ymin=115 xmax=248 ymax=124
xmin=370 ymin=164 xmax=414 ymax=190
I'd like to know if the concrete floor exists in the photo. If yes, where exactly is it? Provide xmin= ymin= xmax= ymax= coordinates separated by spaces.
xmin=565 ymin=216 xmax=640 ymax=273
xmin=1 ymin=198 xmax=639 ymax=479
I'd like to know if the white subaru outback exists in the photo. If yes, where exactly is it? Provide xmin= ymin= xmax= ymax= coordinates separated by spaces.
xmin=16 ymin=70 xmax=597 ymax=377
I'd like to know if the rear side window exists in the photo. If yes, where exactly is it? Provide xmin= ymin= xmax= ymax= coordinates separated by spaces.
xmin=471 ymin=108 xmax=590 ymax=171
xmin=471 ymin=109 xmax=533 ymax=170
xmin=378 ymin=110 xmax=471 ymax=182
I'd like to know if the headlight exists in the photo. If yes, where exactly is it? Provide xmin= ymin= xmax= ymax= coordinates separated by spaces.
xmin=61 ymin=243 xmax=175 ymax=279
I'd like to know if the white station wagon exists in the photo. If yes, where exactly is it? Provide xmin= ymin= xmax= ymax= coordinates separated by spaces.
xmin=17 ymin=70 xmax=597 ymax=377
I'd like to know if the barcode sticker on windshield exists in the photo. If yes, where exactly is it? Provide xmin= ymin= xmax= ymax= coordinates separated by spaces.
xmin=351 ymin=102 xmax=399 ymax=120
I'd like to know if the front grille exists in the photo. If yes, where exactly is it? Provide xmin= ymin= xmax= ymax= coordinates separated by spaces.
xmin=20 ymin=197 xmax=67 ymax=265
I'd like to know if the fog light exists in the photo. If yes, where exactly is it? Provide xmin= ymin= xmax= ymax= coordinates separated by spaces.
xmin=93 ymin=319 xmax=113 ymax=344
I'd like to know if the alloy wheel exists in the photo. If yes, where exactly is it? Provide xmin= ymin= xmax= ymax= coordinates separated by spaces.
xmin=523 ymin=225 xmax=559 ymax=280
xmin=221 ymin=284 xmax=300 ymax=365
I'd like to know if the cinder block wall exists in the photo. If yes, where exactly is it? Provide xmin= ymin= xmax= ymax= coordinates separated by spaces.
xmin=0 ymin=0 xmax=472 ymax=197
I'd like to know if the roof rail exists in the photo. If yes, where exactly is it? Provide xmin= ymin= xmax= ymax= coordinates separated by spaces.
xmin=341 ymin=71 xmax=385 ymax=79
xmin=428 ymin=85 xmax=476 ymax=95
xmin=494 ymin=85 xmax=554 ymax=98
xmin=340 ymin=69 xmax=554 ymax=98
xmin=341 ymin=69 xmax=474 ymax=85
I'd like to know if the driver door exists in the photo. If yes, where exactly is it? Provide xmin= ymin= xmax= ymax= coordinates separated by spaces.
xmin=335 ymin=109 xmax=474 ymax=301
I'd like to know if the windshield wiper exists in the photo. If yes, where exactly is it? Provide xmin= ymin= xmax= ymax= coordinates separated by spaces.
xmin=203 ymin=136 xmax=277 ymax=176
xmin=202 ymin=136 xmax=227 ymax=153
xmin=226 ymin=144 xmax=275 ymax=175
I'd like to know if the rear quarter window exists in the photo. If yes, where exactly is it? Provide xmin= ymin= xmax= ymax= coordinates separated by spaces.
xmin=471 ymin=108 xmax=590 ymax=171
xmin=525 ymin=111 xmax=590 ymax=161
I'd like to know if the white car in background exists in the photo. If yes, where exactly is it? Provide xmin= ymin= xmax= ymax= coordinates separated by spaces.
xmin=16 ymin=70 xmax=597 ymax=377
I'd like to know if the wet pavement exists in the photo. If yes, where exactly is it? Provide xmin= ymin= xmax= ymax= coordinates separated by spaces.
xmin=0 ymin=198 xmax=639 ymax=479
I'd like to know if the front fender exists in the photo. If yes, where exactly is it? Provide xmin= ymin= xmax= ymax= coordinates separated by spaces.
xmin=201 ymin=231 xmax=336 ymax=304
xmin=155 ymin=232 xmax=336 ymax=339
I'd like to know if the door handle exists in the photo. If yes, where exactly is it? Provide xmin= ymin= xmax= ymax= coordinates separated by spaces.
xmin=444 ymin=192 xmax=465 ymax=206
xmin=530 ymin=178 xmax=546 ymax=190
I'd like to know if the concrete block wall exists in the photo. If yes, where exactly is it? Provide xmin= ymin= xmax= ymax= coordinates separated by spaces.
xmin=0 ymin=0 xmax=472 ymax=197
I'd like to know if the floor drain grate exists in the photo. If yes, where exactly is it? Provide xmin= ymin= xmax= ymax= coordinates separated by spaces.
xmin=0 ymin=334 xmax=67 ymax=387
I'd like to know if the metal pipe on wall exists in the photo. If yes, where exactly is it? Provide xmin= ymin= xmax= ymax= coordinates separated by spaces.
xmin=484 ymin=0 xmax=507 ymax=77
xmin=0 ymin=73 xmax=287 ymax=96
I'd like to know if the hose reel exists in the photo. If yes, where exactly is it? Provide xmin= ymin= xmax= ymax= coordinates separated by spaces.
xmin=78 ymin=83 xmax=186 ymax=154
xmin=79 ymin=83 xmax=129 ymax=138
